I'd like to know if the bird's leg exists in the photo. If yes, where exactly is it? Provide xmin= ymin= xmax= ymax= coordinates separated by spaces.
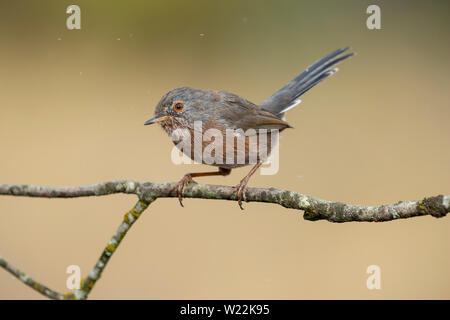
xmin=233 ymin=161 xmax=264 ymax=210
xmin=171 ymin=167 xmax=231 ymax=207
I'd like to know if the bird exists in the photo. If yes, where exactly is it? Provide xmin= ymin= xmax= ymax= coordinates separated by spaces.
xmin=144 ymin=47 xmax=354 ymax=209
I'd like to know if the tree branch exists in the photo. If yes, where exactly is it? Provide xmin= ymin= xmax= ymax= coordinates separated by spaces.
xmin=1 ymin=180 xmax=448 ymax=222
xmin=73 ymin=199 xmax=152 ymax=300
xmin=0 ymin=256 xmax=64 ymax=300
xmin=1 ymin=180 xmax=448 ymax=299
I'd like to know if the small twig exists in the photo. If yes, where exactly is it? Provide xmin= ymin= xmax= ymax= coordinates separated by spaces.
xmin=0 ymin=180 xmax=139 ymax=198
xmin=72 ymin=198 xmax=153 ymax=300
xmin=0 ymin=256 xmax=64 ymax=300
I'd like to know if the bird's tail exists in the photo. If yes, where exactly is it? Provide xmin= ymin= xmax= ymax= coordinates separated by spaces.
xmin=258 ymin=47 xmax=354 ymax=116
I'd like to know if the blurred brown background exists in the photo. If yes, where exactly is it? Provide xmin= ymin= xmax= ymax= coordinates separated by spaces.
xmin=0 ymin=0 xmax=449 ymax=299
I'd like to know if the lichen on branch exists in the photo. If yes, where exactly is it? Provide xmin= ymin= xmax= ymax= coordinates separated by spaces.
xmin=0 ymin=180 xmax=448 ymax=299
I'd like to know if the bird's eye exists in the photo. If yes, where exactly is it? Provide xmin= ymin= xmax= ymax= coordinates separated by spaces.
xmin=173 ymin=101 xmax=184 ymax=113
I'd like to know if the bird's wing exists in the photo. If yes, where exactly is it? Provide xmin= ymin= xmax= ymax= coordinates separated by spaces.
xmin=212 ymin=91 xmax=291 ymax=132
xmin=236 ymin=109 xmax=291 ymax=131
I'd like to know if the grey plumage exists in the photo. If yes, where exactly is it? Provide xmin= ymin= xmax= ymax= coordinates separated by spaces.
xmin=258 ymin=47 xmax=354 ymax=116
xmin=145 ymin=48 xmax=355 ymax=209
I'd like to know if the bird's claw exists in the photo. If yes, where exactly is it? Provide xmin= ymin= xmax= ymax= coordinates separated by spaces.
xmin=232 ymin=179 xmax=249 ymax=210
xmin=170 ymin=174 xmax=197 ymax=207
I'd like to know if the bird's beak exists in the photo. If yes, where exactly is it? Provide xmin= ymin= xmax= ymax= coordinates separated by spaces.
xmin=144 ymin=115 xmax=172 ymax=125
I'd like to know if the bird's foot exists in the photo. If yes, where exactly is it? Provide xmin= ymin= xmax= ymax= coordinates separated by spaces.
xmin=232 ymin=178 xmax=250 ymax=210
xmin=170 ymin=174 xmax=197 ymax=207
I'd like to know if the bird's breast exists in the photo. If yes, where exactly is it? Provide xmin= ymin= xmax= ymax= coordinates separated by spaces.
xmin=168 ymin=124 xmax=278 ymax=168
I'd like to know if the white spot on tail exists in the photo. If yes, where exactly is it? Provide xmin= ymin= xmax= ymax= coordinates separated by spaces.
xmin=278 ymin=99 xmax=302 ymax=114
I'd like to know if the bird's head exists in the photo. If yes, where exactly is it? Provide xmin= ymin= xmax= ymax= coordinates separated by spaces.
xmin=144 ymin=87 xmax=208 ymax=134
